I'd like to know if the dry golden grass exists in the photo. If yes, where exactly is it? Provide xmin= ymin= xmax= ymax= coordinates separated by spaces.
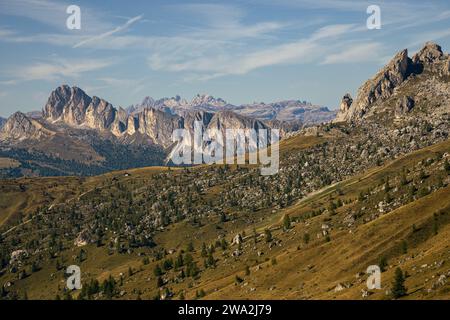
xmin=1 ymin=137 xmax=449 ymax=300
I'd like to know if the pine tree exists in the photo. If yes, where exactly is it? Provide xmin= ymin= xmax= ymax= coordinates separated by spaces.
xmin=391 ymin=267 xmax=407 ymax=299
xmin=303 ymin=233 xmax=310 ymax=244
xmin=265 ymin=229 xmax=273 ymax=243
xmin=401 ymin=241 xmax=408 ymax=254
xmin=175 ymin=253 xmax=184 ymax=269
xmin=156 ymin=276 xmax=164 ymax=288
xmin=153 ymin=264 xmax=163 ymax=276
xmin=445 ymin=158 xmax=450 ymax=173
xmin=207 ymin=252 xmax=215 ymax=268
xmin=220 ymin=238 xmax=227 ymax=250
xmin=283 ymin=214 xmax=291 ymax=230
xmin=201 ymin=243 xmax=208 ymax=257
xmin=379 ymin=256 xmax=388 ymax=272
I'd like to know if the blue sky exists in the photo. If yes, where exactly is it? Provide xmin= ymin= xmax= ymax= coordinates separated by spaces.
xmin=1 ymin=0 xmax=450 ymax=117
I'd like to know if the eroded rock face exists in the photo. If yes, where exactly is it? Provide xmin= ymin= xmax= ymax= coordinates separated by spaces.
xmin=130 ymin=108 xmax=184 ymax=148
xmin=395 ymin=96 xmax=415 ymax=118
xmin=85 ymin=96 xmax=117 ymax=131
xmin=335 ymin=42 xmax=450 ymax=123
xmin=412 ymin=42 xmax=444 ymax=65
xmin=345 ymin=49 xmax=410 ymax=122
xmin=43 ymin=85 xmax=92 ymax=124
xmin=0 ymin=111 xmax=50 ymax=141
xmin=412 ymin=41 xmax=450 ymax=76
xmin=334 ymin=94 xmax=353 ymax=122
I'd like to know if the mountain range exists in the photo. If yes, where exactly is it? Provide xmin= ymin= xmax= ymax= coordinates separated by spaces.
xmin=0 ymin=86 xmax=334 ymax=177
xmin=128 ymin=94 xmax=336 ymax=124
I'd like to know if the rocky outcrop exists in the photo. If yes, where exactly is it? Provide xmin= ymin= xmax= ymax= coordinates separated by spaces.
xmin=413 ymin=42 xmax=445 ymax=65
xmin=395 ymin=96 xmax=415 ymax=117
xmin=334 ymin=94 xmax=353 ymax=122
xmin=0 ymin=112 xmax=52 ymax=141
xmin=412 ymin=41 xmax=450 ymax=76
xmin=336 ymin=49 xmax=410 ymax=122
xmin=335 ymin=42 xmax=450 ymax=123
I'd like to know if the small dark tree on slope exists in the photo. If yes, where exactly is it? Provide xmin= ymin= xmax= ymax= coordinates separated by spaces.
xmin=391 ymin=267 xmax=407 ymax=299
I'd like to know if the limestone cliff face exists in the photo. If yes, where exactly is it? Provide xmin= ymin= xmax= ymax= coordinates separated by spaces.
xmin=110 ymin=107 xmax=128 ymax=136
xmin=0 ymin=112 xmax=52 ymax=141
xmin=335 ymin=42 xmax=450 ymax=123
xmin=85 ymin=96 xmax=116 ymax=131
xmin=43 ymin=85 xmax=92 ymax=125
xmin=130 ymin=108 xmax=184 ymax=148
xmin=336 ymin=49 xmax=410 ymax=122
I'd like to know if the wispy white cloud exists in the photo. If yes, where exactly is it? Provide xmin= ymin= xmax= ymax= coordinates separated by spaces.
xmin=4 ymin=58 xmax=115 ymax=83
xmin=310 ymin=24 xmax=357 ymax=40
xmin=0 ymin=27 xmax=16 ymax=37
xmin=408 ymin=29 xmax=450 ymax=49
xmin=73 ymin=15 xmax=143 ymax=48
xmin=321 ymin=42 xmax=383 ymax=64
xmin=147 ymin=23 xmax=364 ymax=78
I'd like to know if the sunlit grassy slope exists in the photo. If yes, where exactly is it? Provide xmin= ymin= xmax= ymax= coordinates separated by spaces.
xmin=0 ymin=136 xmax=449 ymax=300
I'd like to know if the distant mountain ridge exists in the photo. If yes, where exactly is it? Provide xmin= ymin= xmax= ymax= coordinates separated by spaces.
xmin=0 ymin=86 xmax=273 ymax=176
xmin=128 ymin=94 xmax=336 ymax=124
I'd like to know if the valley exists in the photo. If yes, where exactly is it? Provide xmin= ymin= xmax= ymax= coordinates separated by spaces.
xmin=0 ymin=42 xmax=449 ymax=300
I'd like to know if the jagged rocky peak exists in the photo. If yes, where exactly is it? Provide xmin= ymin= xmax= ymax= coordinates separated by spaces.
xmin=0 ymin=111 xmax=49 ymax=141
xmin=43 ymin=85 xmax=92 ymax=125
xmin=412 ymin=41 xmax=450 ymax=75
xmin=335 ymin=42 xmax=450 ymax=123
xmin=190 ymin=94 xmax=227 ymax=108
xmin=412 ymin=42 xmax=444 ymax=64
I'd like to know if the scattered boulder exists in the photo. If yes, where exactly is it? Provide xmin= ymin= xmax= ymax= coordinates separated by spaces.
xmin=9 ymin=250 xmax=28 ymax=265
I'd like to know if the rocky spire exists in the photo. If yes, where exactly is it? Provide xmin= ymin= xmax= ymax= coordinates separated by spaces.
xmin=334 ymin=93 xmax=353 ymax=122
